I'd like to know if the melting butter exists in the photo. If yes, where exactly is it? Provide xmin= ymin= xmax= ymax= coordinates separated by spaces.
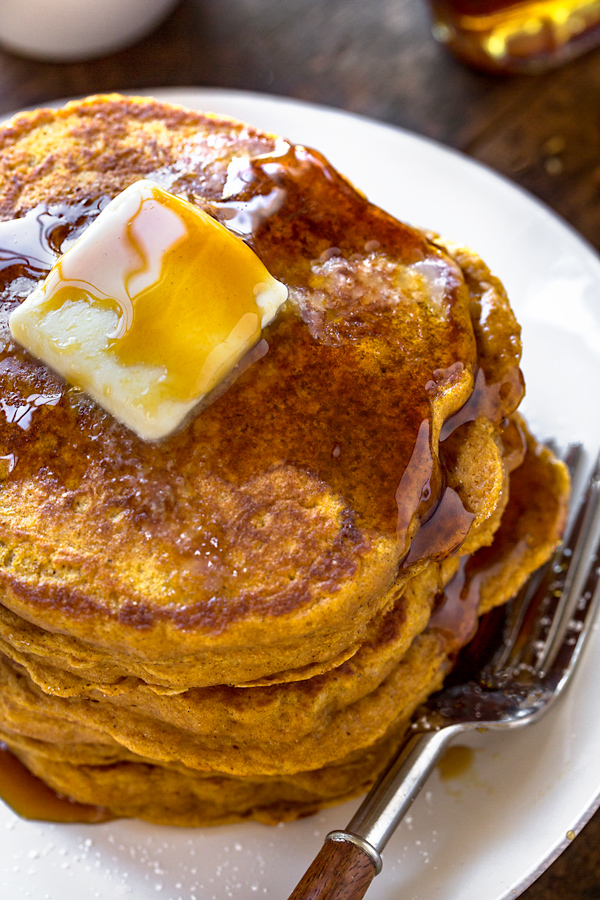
xmin=9 ymin=180 xmax=287 ymax=440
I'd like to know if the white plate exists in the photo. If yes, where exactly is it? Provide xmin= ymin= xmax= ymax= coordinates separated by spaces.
xmin=2 ymin=88 xmax=600 ymax=900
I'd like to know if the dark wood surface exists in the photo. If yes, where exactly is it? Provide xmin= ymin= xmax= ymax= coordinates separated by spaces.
xmin=0 ymin=1 xmax=598 ymax=897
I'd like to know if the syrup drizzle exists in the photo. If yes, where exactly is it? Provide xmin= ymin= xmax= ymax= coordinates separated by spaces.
xmin=440 ymin=365 xmax=524 ymax=442
xmin=0 ymin=198 xmax=107 ymax=281
xmin=0 ymin=390 xmax=61 ymax=430
xmin=428 ymin=481 xmax=531 ymax=656
xmin=429 ymin=556 xmax=482 ymax=651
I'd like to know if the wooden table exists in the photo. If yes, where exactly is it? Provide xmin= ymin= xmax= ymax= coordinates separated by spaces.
xmin=0 ymin=1 xmax=598 ymax=897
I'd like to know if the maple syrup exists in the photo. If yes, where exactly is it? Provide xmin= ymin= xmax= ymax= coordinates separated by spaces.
xmin=0 ymin=198 xmax=107 ymax=277
xmin=0 ymin=742 xmax=112 ymax=823
xmin=429 ymin=556 xmax=483 ymax=651
xmin=438 ymin=743 xmax=474 ymax=780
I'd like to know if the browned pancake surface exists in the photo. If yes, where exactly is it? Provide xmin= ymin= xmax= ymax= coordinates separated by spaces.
xmin=0 ymin=95 xmax=524 ymax=671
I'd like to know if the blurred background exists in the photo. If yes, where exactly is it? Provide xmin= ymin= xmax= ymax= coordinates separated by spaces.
xmin=0 ymin=0 xmax=597 ymax=897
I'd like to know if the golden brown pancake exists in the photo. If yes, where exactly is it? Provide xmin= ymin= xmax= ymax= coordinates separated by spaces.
xmin=0 ymin=94 xmax=568 ymax=826
xmin=0 ymin=433 xmax=568 ymax=825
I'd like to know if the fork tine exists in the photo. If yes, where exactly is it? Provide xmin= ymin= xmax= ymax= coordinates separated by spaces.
xmin=541 ymin=541 xmax=600 ymax=695
xmin=485 ymin=443 xmax=586 ymax=677
xmin=485 ymin=564 xmax=548 ymax=678
xmin=496 ymin=448 xmax=600 ymax=681
xmin=536 ymin=449 xmax=600 ymax=676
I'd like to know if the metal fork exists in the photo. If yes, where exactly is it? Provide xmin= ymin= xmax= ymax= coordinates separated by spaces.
xmin=287 ymin=444 xmax=600 ymax=900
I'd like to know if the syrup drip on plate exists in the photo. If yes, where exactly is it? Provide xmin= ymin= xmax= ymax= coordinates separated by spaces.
xmin=0 ymin=742 xmax=112 ymax=823
xmin=438 ymin=744 xmax=474 ymax=780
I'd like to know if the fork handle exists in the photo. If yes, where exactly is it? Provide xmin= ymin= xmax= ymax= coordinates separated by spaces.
xmin=287 ymin=726 xmax=464 ymax=900
xmin=287 ymin=836 xmax=377 ymax=900
xmin=345 ymin=727 xmax=463 ymax=851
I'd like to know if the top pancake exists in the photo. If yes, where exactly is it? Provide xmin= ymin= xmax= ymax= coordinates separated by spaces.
xmin=0 ymin=94 xmax=523 ymax=683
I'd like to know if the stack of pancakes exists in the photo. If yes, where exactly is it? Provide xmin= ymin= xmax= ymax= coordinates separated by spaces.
xmin=0 ymin=95 xmax=568 ymax=826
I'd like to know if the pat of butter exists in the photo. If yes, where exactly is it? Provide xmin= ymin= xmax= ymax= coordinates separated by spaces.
xmin=9 ymin=180 xmax=287 ymax=440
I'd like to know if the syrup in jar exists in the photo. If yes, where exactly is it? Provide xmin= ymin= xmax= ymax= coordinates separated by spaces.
xmin=428 ymin=0 xmax=600 ymax=72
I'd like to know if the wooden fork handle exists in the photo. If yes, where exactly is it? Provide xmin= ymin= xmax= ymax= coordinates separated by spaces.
xmin=287 ymin=837 xmax=377 ymax=900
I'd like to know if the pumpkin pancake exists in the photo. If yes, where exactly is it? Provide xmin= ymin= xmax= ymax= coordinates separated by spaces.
xmin=0 ymin=94 xmax=568 ymax=826
xmin=0 ymin=429 xmax=568 ymax=823
xmin=0 ymin=421 xmax=568 ymax=824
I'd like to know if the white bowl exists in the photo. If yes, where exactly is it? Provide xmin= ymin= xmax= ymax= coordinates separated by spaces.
xmin=0 ymin=0 xmax=180 ymax=62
